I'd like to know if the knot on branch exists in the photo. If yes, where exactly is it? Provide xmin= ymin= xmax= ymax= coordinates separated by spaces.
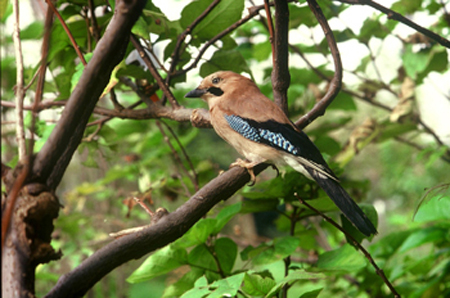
xmin=19 ymin=190 xmax=62 ymax=265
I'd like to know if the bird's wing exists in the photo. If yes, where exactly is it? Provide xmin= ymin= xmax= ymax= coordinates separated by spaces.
xmin=225 ymin=114 xmax=377 ymax=236
xmin=224 ymin=114 xmax=338 ymax=181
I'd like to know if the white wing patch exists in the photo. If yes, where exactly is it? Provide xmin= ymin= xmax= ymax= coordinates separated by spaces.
xmin=282 ymin=155 xmax=339 ymax=182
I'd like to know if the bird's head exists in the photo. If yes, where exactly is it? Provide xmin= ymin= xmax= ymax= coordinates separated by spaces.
xmin=184 ymin=71 xmax=256 ymax=105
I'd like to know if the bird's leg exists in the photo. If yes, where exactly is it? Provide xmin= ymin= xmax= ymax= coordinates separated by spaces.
xmin=230 ymin=158 xmax=259 ymax=186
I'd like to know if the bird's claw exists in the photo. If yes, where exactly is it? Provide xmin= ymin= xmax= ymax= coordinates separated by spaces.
xmin=230 ymin=158 xmax=257 ymax=186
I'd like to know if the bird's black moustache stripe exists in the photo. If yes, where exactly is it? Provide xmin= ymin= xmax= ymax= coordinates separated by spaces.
xmin=207 ymin=87 xmax=224 ymax=96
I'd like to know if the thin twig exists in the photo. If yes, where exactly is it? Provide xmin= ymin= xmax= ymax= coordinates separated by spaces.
xmin=295 ymin=0 xmax=343 ymax=129
xmin=176 ymin=2 xmax=273 ymax=77
xmin=88 ymin=0 xmax=101 ymax=41
xmin=12 ymin=0 xmax=26 ymax=160
xmin=134 ymin=197 xmax=154 ymax=216
xmin=163 ymin=0 xmax=221 ymax=103
xmin=130 ymin=35 xmax=179 ymax=108
xmin=337 ymin=0 xmax=450 ymax=48
xmin=155 ymin=121 xmax=193 ymax=197
xmin=263 ymin=0 xmax=275 ymax=58
xmin=282 ymin=205 xmax=298 ymax=297
xmin=46 ymin=0 xmax=87 ymax=65
xmin=295 ymin=194 xmax=401 ymax=298
xmin=159 ymin=120 xmax=199 ymax=192
xmin=30 ymin=3 xmax=54 ymax=164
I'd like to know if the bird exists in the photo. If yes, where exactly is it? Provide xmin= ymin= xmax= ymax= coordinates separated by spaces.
xmin=185 ymin=71 xmax=377 ymax=236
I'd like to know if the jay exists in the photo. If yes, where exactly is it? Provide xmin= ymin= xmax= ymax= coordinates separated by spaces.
xmin=185 ymin=71 xmax=377 ymax=236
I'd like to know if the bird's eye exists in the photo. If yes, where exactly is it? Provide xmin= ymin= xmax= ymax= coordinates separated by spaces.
xmin=212 ymin=77 xmax=221 ymax=84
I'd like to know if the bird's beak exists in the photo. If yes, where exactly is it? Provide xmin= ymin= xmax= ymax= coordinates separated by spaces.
xmin=184 ymin=88 xmax=207 ymax=98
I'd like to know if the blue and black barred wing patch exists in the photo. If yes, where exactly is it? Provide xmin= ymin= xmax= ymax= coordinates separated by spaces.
xmin=224 ymin=114 xmax=327 ymax=165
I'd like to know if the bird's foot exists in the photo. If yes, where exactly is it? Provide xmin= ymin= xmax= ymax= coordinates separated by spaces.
xmin=270 ymin=164 xmax=280 ymax=177
xmin=230 ymin=158 xmax=258 ymax=186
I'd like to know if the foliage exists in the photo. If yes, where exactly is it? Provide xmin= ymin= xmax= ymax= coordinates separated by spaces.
xmin=1 ymin=0 xmax=450 ymax=297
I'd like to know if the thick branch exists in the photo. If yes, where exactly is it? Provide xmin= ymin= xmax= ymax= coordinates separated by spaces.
xmin=271 ymin=0 xmax=290 ymax=115
xmin=31 ymin=0 xmax=147 ymax=190
xmin=45 ymin=164 xmax=268 ymax=298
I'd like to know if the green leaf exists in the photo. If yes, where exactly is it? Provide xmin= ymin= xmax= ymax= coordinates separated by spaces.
xmin=180 ymin=280 xmax=211 ymax=298
xmin=214 ymin=238 xmax=237 ymax=274
xmin=266 ymin=271 xmax=326 ymax=297
xmin=127 ymin=245 xmax=188 ymax=283
xmin=253 ymin=41 xmax=272 ymax=62
xmin=401 ymin=44 xmax=447 ymax=83
xmin=132 ymin=17 xmax=151 ymax=39
xmin=358 ymin=18 xmax=388 ymax=44
xmin=70 ymin=53 xmax=93 ymax=93
xmin=188 ymin=244 xmax=217 ymax=271
xmin=328 ymin=92 xmax=356 ymax=111
xmin=376 ymin=121 xmax=417 ymax=143
xmin=214 ymin=203 xmax=241 ymax=234
xmin=316 ymin=244 xmax=366 ymax=272
xmin=241 ymin=236 xmax=300 ymax=265
xmin=242 ymin=170 xmax=309 ymax=200
xmin=20 ymin=21 xmax=44 ymax=40
xmin=289 ymin=4 xmax=317 ymax=28
xmin=290 ymin=67 xmax=329 ymax=86
xmin=200 ymin=50 xmax=251 ymax=77
xmin=414 ymin=191 xmax=450 ymax=222
xmin=180 ymin=0 xmax=245 ymax=40
xmin=207 ymin=273 xmax=245 ymax=298
xmin=0 ymin=1 xmax=11 ymax=22
xmin=242 ymin=272 xmax=276 ymax=296
xmin=180 ymin=273 xmax=245 ymax=298
xmin=299 ymin=289 xmax=324 ymax=298
xmin=313 ymin=135 xmax=341 ymax=156
xmin=398 ymin=227 xmax=448 ymax=253
xmin=391 ymin=0 xmax=423 ymax=15
xmin=369 ymin=230 xmax=412 ymax=258
xmin=240 ymin=199 xmax=279 ymax=214
xmin=163 ymin=269 xmax=204 ymax=298
xmin=175 ymin=218 xmax=217 ymax=248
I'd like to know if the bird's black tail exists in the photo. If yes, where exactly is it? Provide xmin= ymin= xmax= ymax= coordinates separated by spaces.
xmin=306 ymin=168 xmax=377 ymax=236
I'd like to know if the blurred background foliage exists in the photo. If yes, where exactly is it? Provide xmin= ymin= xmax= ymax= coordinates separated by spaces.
xmin=1 ymin=0 xmax=450 ymax=297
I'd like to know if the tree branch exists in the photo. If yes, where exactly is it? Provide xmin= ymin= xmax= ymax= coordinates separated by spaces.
xmin=30 ymin=0 xmax=147 ymax=190
xmin=295 ymin=0 xmax=343 ymax=129
xmin=12 ymin=0 xmax=26 ymax=161
xmin=46 ymin=0 xmax=87 ymax=65
xmin=271 ymin=0 xmax=290 ymax=115
xmin=177 ymin=2 xmax=272 ymax=77
xmin=0 ymin=100 xmax=213 ymax=128
xmin=44 ymin=164 xmax=268 ymax=298
xmin=164 ymin=0 xmax=221 ymax=97
xmin=130 ymin=34 xmax=179 ymax=108
xmin=337 ymin=0 xmax=450 ymax=48
xmin=297 ymin=195 xmax=400 ymax=297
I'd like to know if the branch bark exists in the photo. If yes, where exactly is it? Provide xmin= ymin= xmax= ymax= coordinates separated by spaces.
xmin=271 ymin=0 xmax=290 ymax=115
xmin=45 ymin=164 xmax=268 ymax=298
